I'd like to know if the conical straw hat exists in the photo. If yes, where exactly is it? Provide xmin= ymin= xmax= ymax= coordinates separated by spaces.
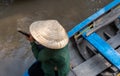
xmin=30 ymin=20 xmax=69 ymax=49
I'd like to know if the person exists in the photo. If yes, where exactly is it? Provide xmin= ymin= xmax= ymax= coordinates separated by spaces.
xmin=26 ymin=20 xmax=70 ymax=76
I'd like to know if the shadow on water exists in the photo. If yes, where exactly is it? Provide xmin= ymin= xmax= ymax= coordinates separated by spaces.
xmin=0 ymin=0 xmax=112 ymax=76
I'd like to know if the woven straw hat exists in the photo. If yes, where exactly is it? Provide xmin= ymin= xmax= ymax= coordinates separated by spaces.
xmin=29 ymin=20 xmax=69 ymax=49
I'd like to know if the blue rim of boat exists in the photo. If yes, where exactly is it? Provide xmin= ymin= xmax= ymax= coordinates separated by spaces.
xmin=68 ymin=0 xmax=120 ymax=38
xmin=23 ymin=0 xmax=120 ymax=76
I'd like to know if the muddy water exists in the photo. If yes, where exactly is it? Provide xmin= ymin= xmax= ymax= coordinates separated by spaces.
xmin=0 ymin=0 xmax=112 ymax=76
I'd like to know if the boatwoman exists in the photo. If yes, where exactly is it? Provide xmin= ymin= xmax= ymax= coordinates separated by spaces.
xmin=26 ymin=20 xmax=70 ymax=76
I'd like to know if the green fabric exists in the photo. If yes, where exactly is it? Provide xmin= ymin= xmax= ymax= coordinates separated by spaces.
xmin=30 ymin=42 xmax=70 ymax=76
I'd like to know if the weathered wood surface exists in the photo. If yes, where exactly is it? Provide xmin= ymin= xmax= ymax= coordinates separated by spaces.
xmin=72 ymin=47 xmax=120 ymax=76
xmin=73 ymin=54 xmax=110 ymax=76
xmin=71 ymin=32 xmax=120 ymax=76
xmin=75 ymin=39 xmax=97 ymax=60
xmin=68 ymin=41 xmax=84 ymax=68
xmin=86 ymin=8 xmax=120 ymax=36
xmin=107 ymin=32 xmax=120 ymax=49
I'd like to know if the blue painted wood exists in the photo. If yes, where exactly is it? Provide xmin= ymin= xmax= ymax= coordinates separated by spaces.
xmin=68 ymin=0 xmax=120 ymax=38
xmin=82 ymin=33 xmax=120 ymax=70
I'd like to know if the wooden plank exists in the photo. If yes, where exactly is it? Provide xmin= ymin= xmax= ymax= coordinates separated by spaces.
xmin=107 ymin=33 xmax=120 ymax=49
xmin=83 ymin=33 xmax=120 ymax=70
xmin=86 ymin=8 xmax=120 ymax=36
xmin=73 ymin=54 xmax=110 ymax=76
xmin=72 ymin=47 xmax=120 ymax=76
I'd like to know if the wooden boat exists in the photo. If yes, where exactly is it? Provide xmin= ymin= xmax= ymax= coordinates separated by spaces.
xmin=24 ymin=0 xmax=120 ymax=76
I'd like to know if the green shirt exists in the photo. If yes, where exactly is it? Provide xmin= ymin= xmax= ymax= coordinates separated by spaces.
xmin=30 ymin=42 xmax=70 ymax=76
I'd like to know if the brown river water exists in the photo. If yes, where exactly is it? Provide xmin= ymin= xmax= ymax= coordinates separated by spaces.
xmin=0 ymin=0 xmax=112 ymax=76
